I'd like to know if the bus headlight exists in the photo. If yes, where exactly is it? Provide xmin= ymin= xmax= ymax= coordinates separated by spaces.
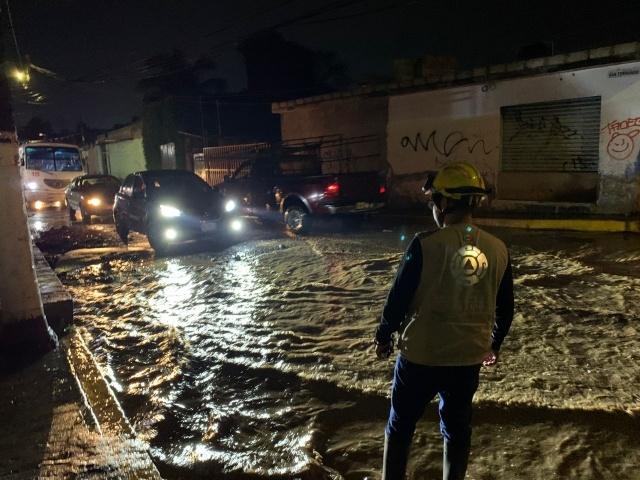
xmin=26 ymin=181 xmax=38 ymax=190
xmin=87 ymin=197 xmax=102 ymax=207
xmin=159 ymin=204 xmax=182 ymax=218
xmin=225 ymin=199 xmax=237 ymax=212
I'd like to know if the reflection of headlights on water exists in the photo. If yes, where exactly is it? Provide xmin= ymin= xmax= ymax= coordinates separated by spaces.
xmin=26 ymin=181 xmax=38 ymax=190
xmin=87 ymin=197 xmax=101 ymax=207
xmin=159 ymin=204 xmax=182 ymax=218
xmin=164 ymin=228 xmax=178 ymax=240
xmin=225 ymin=199 xmax=237 ymax=212
xmin=230 ymin=219 xmax=243 ymax=232
xmin=34 ymin=200 xmax=45 ymax=210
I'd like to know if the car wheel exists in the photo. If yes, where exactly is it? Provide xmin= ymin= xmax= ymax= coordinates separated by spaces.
xmin=68 ymin=206 xmax=76 ymax=222
xmin=147 ymin=225 xmax=169 ymax=256
xmin=284 ymin=205 xmax=312 ymax=235
xmin=80 ymin=207 xmax=91 ymax=224
xmin=115 ymin=217 xmax=129 ymax=245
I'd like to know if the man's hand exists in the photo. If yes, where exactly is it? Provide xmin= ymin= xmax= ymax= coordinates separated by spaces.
xmin=482 ymin=350 xmax=499 ymax=367
xmin=375 ymin=339 xmax=394 ymax=359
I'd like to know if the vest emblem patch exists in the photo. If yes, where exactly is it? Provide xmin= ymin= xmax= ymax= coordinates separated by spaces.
xmin=450 ymin=245 xmax=488 ymax=286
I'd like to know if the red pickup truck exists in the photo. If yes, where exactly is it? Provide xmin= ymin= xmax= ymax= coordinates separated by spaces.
xmin=220 ymin=156 xmax=388 ymax=234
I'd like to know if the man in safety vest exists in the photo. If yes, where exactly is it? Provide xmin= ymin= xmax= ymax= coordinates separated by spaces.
xmin=374 ymin=162 xmax=514 ymax=480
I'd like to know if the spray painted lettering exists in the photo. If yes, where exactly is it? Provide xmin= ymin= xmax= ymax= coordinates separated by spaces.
xmin=508 ymin=114 xmax=580 ymax=142
xmin=400 ymin=130 xmax=494 ymax=157
xmin=601 ymin=117 xmax=640 ymax=135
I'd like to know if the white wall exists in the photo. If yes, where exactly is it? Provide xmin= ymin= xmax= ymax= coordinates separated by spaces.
xmin=387 ymin=61 xmax=640 ymax=211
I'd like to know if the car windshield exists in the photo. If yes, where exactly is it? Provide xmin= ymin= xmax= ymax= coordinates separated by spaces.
xmin=25 ymin=146 xmax=83 ymax=172
xmin=146 ymin=172 xmax=211 ymax=196
xmin=82 ymin=177 xmax=120 ymax=188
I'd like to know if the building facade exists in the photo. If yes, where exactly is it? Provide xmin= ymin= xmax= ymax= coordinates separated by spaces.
xmin=273 ymin=43 xmax=640 ymax=216
xmin=87 ymin=121 xmax=146 ymax=179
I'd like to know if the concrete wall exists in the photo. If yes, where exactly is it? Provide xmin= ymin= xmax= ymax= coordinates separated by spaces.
xmin=388 ymin=61 xmax=640 ymax=214
xmin=91 ymin=121 xmax=147 ymax=179
xmin=279 ymin=96 xmax=388 ymax=174
xmin=105 ymin=138 xmax=146 ymax=179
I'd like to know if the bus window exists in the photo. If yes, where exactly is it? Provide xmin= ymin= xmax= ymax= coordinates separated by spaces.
xmin=25 ymin=146 xmax=82 ymax=172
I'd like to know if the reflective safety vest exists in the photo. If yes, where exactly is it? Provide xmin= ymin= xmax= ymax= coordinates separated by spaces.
xmin=399 ymin=223 xmax=509 ymax=366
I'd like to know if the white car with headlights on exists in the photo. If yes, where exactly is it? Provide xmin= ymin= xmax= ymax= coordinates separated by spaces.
xmin=65 ymin=174 xmax=121 ymax=223
xmin=113 ymin=170 xmax=244 ymax=255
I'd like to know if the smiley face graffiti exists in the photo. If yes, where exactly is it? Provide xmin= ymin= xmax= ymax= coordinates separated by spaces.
xmin=606 ymin=130 xmax=640 ymax=160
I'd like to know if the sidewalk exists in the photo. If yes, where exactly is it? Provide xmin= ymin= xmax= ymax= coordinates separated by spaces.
xmin=375 ymin=208 xmax=640 ymax=233
xmin=0 ymin=337 xmax=161 ymax=480
xmin=0 ymin=246 xmax=161 ymax=480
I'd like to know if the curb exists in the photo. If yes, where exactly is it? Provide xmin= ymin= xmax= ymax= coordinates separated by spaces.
xmin=66 ymin=328 xmax=162 ymax=479
xmin=374 ymin=213 xmax=640 ymax=233
xmin=474 ymin=217 xmax=640 ymax=233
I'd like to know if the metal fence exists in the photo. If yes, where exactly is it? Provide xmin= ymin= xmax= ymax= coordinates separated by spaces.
xmin=193 ymin=135 xmax=382 ymax=186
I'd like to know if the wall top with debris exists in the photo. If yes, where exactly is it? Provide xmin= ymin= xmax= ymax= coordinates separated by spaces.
xmin=272 ymin=42 xmax=640 ymax=113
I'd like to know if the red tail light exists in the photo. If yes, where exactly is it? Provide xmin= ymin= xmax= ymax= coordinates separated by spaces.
xmin=379 ymin=185 xmax=387 ymax=194
xmin=324 ymin=182 xmax=340 ymax=196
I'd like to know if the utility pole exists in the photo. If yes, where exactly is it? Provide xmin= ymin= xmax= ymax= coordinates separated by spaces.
xmin=198 ymin=96 xmax=206 ymax=148
xmin=0 ymin=6 xmax=57 ymax=362
xmin=215 ymin=99 xmax=222 ymax=143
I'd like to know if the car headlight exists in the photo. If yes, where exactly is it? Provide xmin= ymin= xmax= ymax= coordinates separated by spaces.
xmin=164 ymin=228 xmax=178 ymax=240
xmin=26 ymin=181 xmax=38 ymax=190
xmin=230 ymin=219 xmax=243 ymax=232
xmin=225 ymin=199 xmax=237 ymax=212
xmin=87 ymin=197 xmax=102 ymax=207
xmin=159 ymin=204 xmax=182 ymax=218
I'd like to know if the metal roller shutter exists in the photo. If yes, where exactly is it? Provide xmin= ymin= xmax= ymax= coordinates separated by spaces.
xmin=501 ymin=96 xmax=601 ymax=172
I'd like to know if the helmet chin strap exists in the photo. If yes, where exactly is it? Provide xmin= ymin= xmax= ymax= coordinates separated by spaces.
xmin=432 ymin=202 xmax=445 ymax=228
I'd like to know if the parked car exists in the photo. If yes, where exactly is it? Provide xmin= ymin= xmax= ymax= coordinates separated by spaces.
xmin=65 ymin=174 xmax=121 ymax=223
xmin=220 ymin=156 xmax=388 ymax=234
xmin=113 ymin=169 xmax=242 ymax=254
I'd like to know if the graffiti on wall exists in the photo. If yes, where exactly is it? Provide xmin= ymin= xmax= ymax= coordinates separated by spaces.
xmin=400 ymin=130 xmax=494 ymax=161
xmin=508 ymin=113 xmax=581 ymax=142
xmin=601 ymin=117 xmax=640 ymax=161
xmin=399 ymin=129 xmax=497 ymax=185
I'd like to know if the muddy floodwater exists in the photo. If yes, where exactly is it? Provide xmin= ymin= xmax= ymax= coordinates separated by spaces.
xmin=49 ymin=214 xmax=640 ymax=480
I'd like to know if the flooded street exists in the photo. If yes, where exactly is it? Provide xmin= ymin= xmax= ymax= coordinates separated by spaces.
xmin=35 ymin=210 xmax=640 ymax=479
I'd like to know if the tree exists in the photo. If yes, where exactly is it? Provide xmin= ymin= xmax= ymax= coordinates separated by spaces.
xmin=136 ymin=50 xmax=226 ymax=103
xmin=238 ymin=30 xmax=350 ymax=100
xmin=18 ymin=116 xmax=52 ymax=141
xmin=136 ymin=51 xmax=226 ymax=169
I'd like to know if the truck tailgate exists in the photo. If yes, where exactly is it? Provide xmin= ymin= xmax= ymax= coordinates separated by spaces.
xmin=331 ymin=172 xmax=385 ymax=203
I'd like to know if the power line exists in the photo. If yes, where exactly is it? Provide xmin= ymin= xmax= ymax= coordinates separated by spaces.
xmin=204 ymin=0 xmax=300 ymax=38
xmin=4 ymin=0 xmax=22 ymax=65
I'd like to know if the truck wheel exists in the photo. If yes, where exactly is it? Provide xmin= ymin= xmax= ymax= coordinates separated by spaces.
xmin=68 ymin=206 xmax=76 ymax=222
xmin=284 ymin=205 xmax=311 ymax=234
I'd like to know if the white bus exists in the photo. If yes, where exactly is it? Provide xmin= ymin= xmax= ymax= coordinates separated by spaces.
xmin=19 ymin=142 xmax=84 ymax=210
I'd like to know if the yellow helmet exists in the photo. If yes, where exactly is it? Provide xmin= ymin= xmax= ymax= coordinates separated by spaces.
xmin=422 ymin=162 xmax=489 ymax=200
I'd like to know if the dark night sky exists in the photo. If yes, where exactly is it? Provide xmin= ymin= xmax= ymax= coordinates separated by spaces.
xmin=7 ymin=0 xmax=640 ymax=131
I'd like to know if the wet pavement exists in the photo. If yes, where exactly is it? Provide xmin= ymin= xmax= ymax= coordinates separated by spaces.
xmin=30 ymin=209 xmax=640 ymax=479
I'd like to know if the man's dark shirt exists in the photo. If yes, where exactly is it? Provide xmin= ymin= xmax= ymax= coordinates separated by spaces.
xmin=375 ymin=234 xmax=514 ymax=352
